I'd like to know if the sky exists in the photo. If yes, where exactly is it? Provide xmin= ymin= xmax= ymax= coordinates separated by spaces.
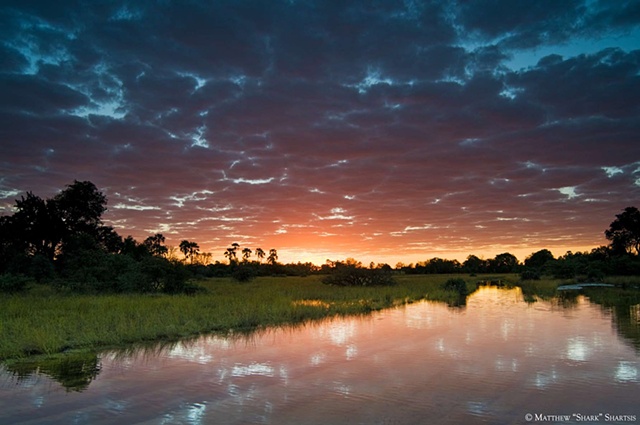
xmin=1 ymin=0 xmax=640 ymax=266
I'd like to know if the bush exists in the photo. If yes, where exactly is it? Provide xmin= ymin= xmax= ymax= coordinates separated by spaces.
xmin=585 ymin=267 xmax=606 ymax=283
xmin=442 ymin=278 xmax=468 ymax=295
xmin=520 ymin=269 xmax=541 ymax=280
xmin=322 ymin=265 xmax=396 ymax=287
xmin=0 ymin=273 xmax=30 ymax=293
xmin=160 ymin=261 xmax=191 ymax=294
xmin=231 ymin=264 xmax=258 ymax=282
xmin=29 ymin=254 xmax=55 ymax=282
xmin=57 ymin=248 xmax=193 ymax=294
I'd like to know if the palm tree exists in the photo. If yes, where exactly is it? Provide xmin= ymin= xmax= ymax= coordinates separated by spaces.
xmin=255 ymin=247 xmax=265 ymax=263
xmin=224 ymin=243 xmax=240 ymax=264
xmin=242 ymin=247 xmax=252 ymax=262
xmin=179 ymin=240 xmax=200 ymax=264
xmin=179 ymin=240 xmax=190 ymax=261
xmin=267 ymin=248 xmax=278 ymax=265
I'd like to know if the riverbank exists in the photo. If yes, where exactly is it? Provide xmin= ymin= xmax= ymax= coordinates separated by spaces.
xmin=1 ymin=274 xmax=504 ymax=361
xmin=5 ymin=273 xmax=639 ymax=362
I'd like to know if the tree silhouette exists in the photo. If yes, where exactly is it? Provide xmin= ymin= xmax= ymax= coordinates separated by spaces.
xmin=53 ymin=181 xmax=106 ymax=227
xmin=489 ymin=253 xmax=519 ymax=273
xmin=10 ymin=192 xmax=60 ymax=260
xmin=143 ymin=234 xmax=168 ymax=257
xmin=224 ymin=248 xmax=236 ymax=264
xmin=179 ymin=240 xmax=200 ymax=264
xmin=605 ymin=206 xmax=640 ymax=255
xmin=0 ymin=181 xmax=110 ymax=263
xmin=97 ymin=226 xmax=123 ymax=253
xmin=524 ymin=249 xmax=555 ymax=269
xmin=255 ymin=247 xmax=265 ymax=263
xmin=224 ymin=243 xmax=239 ymax=264
xmin=267 ymin=248 xmax=278 ymax=265
xmin=463 ymin=255 xmax=485 ymax=274
xmin=241 ymin=247 xmax=252 ymax=262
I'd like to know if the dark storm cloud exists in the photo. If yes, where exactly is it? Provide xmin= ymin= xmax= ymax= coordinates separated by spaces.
xmin=512 ymin=49 xmax=640 ymax=119
xmin=457 ymin=0 xmax=587 ymax=46
xmin=1 ymin=0 xmax=639 ymax=262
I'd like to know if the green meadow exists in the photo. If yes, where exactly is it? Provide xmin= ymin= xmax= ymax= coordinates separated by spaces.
xmin=0 ymin=274 xmax=508 ymax=361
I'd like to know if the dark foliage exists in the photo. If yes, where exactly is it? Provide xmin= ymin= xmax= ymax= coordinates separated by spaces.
xmin=53 ymin=235 xmax=191 ymax=294
xmin=524 ymin=249 xmax=555 ymax=269
xmin=0 ymin=273 xmax=30 ymax=293
xmin=605 ymin=207 xmax=640 ymax=255
xmin=442 ymin=278 xmax=468 ymax=295
xmin=231 ymin=264 xmax=258 ymax=282
xmin=322 ymin=263 xmax=396 ymax=287
xmin=0 ymin=181 xmax=193 ymax=294
xmin=488 ymin=253 xmax=519 ymax=273
xmin=143 ymin=234 xmax=169 ymax=257
xmin=0 ymin=181 xmax=112 ymax=264
xmin=520 ymin=269 xmax=541 ymax=280
xmin=412 ymin=258 xmax=461 ymax=274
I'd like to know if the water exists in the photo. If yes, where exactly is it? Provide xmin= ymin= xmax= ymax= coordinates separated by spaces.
xmin=1 ymin=287 xmax=639 ymax=424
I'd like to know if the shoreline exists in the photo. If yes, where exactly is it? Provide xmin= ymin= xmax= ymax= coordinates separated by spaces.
xmin=5 ymin=274 xmax=638 ymax=363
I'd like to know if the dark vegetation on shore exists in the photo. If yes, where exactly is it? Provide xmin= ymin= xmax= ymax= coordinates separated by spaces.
xmin=1 ymin=181 xmax=639 ymax=364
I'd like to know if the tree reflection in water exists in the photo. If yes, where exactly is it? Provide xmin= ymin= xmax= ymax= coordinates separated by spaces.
xmin=582 ymin=287 xmax=640 ymax=353
xmin=5 ymin=351 xmax=101 ymax=392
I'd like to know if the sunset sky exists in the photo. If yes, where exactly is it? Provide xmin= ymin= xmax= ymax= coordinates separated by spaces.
xmin=1 ymin=1 xmax=639 ymax=266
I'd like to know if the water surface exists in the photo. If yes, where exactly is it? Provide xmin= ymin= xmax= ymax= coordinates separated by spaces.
xmin=2 ymin=287 xmax=639 ymax=424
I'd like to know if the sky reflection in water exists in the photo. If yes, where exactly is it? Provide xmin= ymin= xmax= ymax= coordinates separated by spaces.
xmin=1 ymin=287 xmax=639 ymax=424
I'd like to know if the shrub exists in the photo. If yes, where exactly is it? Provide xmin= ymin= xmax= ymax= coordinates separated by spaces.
xmin=29 ymin=254 xmax=55 ymax=282
xmin=442 ymin=278 xmax=468 ymax=295
xmin=57 ymin=248 xmax=192 ymax=294
xmin=322 ymin=265 xmax=396 ymax=287
xmin=520 ymin=269 xmax=541 ymax=280
xmin=161 ymin=261 xmax=191 ymax=294
xmin=585 ymin=267 xmax=606 ymax=283
xmin=0 ymin=273 xmax=30 ymax=293
xmin=231 ymin=264 xmax=258 ymax=282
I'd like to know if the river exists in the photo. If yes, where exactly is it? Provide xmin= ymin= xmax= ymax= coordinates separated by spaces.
xmin=1 ymin=286 xmax=639 ymax=424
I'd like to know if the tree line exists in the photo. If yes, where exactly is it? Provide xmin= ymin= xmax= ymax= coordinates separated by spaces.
xmin=389 ymin=206 xmax=640 ymax=281
xmin=1 ymin=180 xmax=639 ymax=291
xmin=0 ymin=180 xmax=294 ymax=292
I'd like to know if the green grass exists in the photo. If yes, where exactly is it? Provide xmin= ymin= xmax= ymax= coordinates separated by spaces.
xmin=0 ymin=274 xmax=491 ymax=361
xmin=4 ymin=273 xmax=635 ymax=362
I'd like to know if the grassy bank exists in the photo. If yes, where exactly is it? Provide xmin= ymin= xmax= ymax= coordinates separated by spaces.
xmin=518 ymin=275 xmax=640 ymax=302
xmin=3 ymin=273 xmax=639 ymax=362
xmin=0 ymin=274 xmax=495 ymax=360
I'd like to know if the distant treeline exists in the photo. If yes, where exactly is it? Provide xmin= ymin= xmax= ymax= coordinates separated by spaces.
xmin=395 ymin=248 xmax=640 ymax=281
xmin=1 ymin=181 xmax=639 ymax=292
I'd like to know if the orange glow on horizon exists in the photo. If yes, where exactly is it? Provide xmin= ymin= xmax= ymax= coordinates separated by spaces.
xmin=177 ymin=239 xmax=607 ymax=267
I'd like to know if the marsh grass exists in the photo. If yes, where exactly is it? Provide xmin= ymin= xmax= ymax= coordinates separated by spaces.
xmin=0 ymin=274 xmax=491 ymax=360
xmin=518 ymin=278 xmax=569 ymax=301
xmin=518 ymin=275 xmax=640 ymax=304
